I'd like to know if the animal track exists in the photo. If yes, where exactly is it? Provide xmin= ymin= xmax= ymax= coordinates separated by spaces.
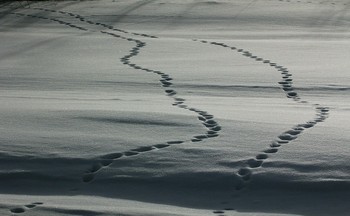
xmin=33 ymin=8 xmax=158 ymax=38
xmin=81 ymin=141 xmax=184 ymax=183
xmin=10 ymin=12 xmax=89 ymax=32
xmin=4 ymin=3 xmax=338 ymax=216
xmin=274 ymin=0 xmax=347 ymax=6
xmin=10 ymin=208 xmax=25 ymax=214
xmin=247 ymin=159 xmax=263 ymax=168
xmin=6 ymin=3 xmax=335 ymax=216
xmin=15 ymin=8 xmax=222 ymax=183
xmin=10 ymin=202 xmax=43 ymax=214
xmin=212 ymin=207 xmax=236 ymax=215
xmin=195 ymin=39 xmax=330 ymax=190
xmin=88 ymin=32 xmax=221 ymax=181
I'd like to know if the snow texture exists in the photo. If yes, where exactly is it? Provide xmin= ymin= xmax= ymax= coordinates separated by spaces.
xmin=0 ymin=0 xmax=349 ymax=215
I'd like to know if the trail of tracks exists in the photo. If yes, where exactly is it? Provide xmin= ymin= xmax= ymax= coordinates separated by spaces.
xmin=204 ymin=0 xmax=336 ymax=197
xmin=194 ymin=40 xmax=330 ymax=215
xmin=273 ymin=0 xmax=348 ymax=6
xmin=5 ymin=3 xmax=333 ymax=216
xmin=9 ymin=8 xmax=221 ymax=184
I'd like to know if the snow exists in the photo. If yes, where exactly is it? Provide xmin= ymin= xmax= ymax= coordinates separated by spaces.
xmin=0 ymin=0 xmax=349 ymax=215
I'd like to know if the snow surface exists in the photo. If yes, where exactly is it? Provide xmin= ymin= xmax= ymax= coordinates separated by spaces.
xmin=0 ymin=0 xmax=349 ymax=215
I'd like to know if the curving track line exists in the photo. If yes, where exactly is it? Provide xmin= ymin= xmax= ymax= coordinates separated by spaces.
xmin=194 ymin=40 xmax=330 ymax=193
xmin=6 ymin=4 xmax=333 ymax=216
xmin=193 ymin=40 xmax=330 ymax=215
xmin=9 ymin=9 xmax=222 ymax=184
